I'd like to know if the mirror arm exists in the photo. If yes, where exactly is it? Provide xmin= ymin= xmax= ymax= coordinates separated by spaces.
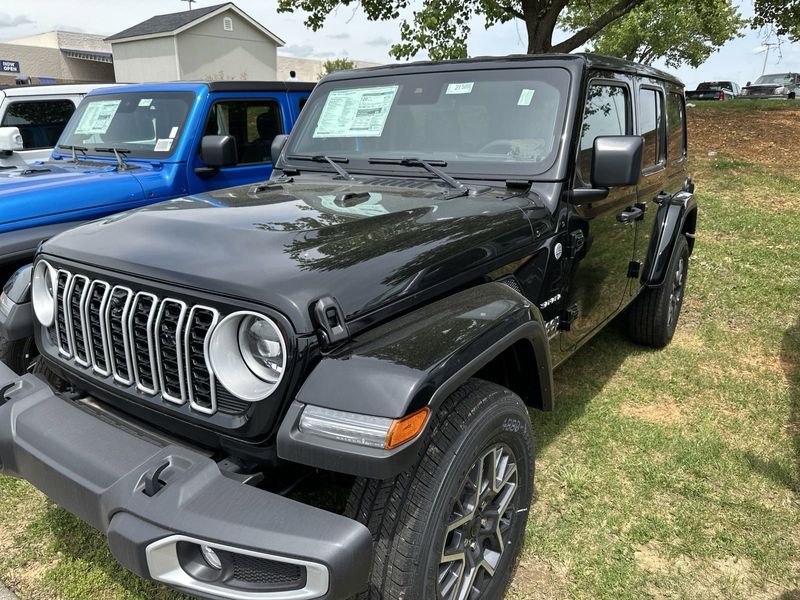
xmin=565 ymin=187 xmax=610 ymax=203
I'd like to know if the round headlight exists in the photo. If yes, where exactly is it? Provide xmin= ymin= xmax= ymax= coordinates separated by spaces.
xmin=208 ymin=311 xmax=287 ymax=401
xmin=32 ymin=260 xmax=57 ymax=328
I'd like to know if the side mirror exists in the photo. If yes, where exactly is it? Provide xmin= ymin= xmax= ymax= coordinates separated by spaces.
xmin=271 ymin=134 xmax=289 ymax=165
xmin=746 ymin=81 xmax=751 ymax=86
xmin=200 ymin=134 xmax=237 ymax=169
xmin=0 ymin=126 xmax=23 ymax=155
xmin=591 ymin=135 xmax=644 ymax=188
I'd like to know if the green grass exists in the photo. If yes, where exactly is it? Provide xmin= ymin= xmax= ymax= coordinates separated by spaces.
xmin=689 ymin=98 xmax=800 ymax=111
xmin=509 ymin=151 xmax=800 ymax=598
xmin=0 ymin=110 xmax=799 ymax=599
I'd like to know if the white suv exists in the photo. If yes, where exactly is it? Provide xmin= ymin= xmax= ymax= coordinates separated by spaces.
xmin=0 ymin=83 xmax=117 ymax=167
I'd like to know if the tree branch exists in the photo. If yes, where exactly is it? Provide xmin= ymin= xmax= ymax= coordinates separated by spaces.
xmin=499 ymin=2 xmax=524 ymax=19
xmin=550 ymin=0 xmax=648 ymax=52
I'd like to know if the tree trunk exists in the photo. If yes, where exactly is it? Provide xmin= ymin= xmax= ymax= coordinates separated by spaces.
xmin=522 ymin=0 xmax=566 ymax=54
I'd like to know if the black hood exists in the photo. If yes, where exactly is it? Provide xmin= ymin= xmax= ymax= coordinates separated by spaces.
xmin=41 ymin=179 xmax=548 ymax=334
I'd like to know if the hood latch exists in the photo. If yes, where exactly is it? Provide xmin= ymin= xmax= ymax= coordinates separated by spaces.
xmin=313 ymin=296 xmax=350 ymax=348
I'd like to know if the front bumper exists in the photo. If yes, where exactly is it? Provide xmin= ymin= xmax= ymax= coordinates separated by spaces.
xmin=0 ymin=361 xmax=371 ymax=600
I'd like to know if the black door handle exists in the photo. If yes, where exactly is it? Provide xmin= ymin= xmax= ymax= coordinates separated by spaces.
xmin=617 ymin=207 xmax=643 ymax=223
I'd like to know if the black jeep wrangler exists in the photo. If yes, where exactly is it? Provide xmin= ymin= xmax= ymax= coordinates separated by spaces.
xmin=0 ymin=53 xmax=696 ymax=600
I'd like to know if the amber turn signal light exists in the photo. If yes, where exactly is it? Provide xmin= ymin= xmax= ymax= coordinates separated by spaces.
xmin=385 ymin=407 xmax=430 ymax=449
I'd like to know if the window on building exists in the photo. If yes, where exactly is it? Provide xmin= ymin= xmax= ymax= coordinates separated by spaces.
xmin=577 ymin=83 xmax=629 ymax=184
xmin=1 ymin=99 xmax=76 ymax=149
xmin=666 ymin=92 xmax=686 ymax=163
xmin=223 ymin=17 xmax=233 ymax=31
xmin=204 ymin=100 xmax=283 ymax=165
xmin=639 ymin=87 xmax=665 ymax=169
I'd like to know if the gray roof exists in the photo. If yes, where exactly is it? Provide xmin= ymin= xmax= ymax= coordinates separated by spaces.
xmin=106 ymin=3 xmax=229 ymax=41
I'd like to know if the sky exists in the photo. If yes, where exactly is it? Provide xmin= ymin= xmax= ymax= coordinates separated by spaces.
xmin=1 ymin=0 xmax=798 ymax=89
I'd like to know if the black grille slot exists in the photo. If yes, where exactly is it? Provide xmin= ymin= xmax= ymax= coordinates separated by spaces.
xmin=186 ymin=307 xmax=216 ymax=410
xmin=108 ymin=288 xmax=132 ymax=382
xmin=157 ymin=300 xmax=185 ymax=401
xmin=132 ymin=294 xmax=157 ymax=392
xmin=215 ymin=384 xmax=250 ymax=415
xmin=87 ymin=283 xmax=109 ymax=372
xmin=69 ymin=277 xmax=88 ymax=363
xmin=55 ymin=271 xmax=70 ymax=355
xmin=231 ymin=553 xmax=305 ymax=588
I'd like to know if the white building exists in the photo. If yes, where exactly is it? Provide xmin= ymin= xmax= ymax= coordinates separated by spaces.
xmin=106 ymin=3 xmax=285 ymax=83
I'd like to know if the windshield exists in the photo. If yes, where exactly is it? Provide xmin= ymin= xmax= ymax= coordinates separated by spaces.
xmin=697 ymin=82 xmax=730 ymax=90
xmin=285 ymin=67 xmax=571 ymax=179
xmin=57 ymin=91 xmax=196 ymax=159
xmin=754 ymin=74 xmax=796 ymax=85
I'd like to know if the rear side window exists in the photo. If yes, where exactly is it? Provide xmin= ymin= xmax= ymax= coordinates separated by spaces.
xmin=666 ymin=92 xmax=686 ymax=162
xmin=204 ymin=100 xmax=283 ymax=165
xmin=639 ymin=88 xmax=665 ymax=169
xmin=578 ymin=84 xmax=629 ymax=184
xmin=1 ymin=99 xmax=75 ymax=150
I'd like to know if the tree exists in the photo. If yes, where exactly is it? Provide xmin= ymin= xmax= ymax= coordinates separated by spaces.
xmin=321 ymin=58 xmax=357 ymax=75
xmin=752 ymin=0 xmax=800 ymax=40
xmin=562 ymin=0 xmax=746 ymax=67
xmin=277 ymin=0 xmax=660 ymax=60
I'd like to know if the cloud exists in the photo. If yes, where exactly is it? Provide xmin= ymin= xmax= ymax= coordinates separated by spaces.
xmin=366 ymin=36 xmax=393 ymax=47
xmin=0 ymin=13 xmax=34 ymax=28
xmin=281 ymin=44 xmax=337 ymax=59
xmin=327 ymin=32 xmax=350 ymax=40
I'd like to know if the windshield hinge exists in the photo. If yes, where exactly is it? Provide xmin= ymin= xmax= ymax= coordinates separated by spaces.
xmin=313 ymin=296 xmax=350 ymax=348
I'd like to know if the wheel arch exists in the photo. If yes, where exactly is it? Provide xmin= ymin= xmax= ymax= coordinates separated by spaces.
xmin=643 ymin=191 xmax=697 ymax=287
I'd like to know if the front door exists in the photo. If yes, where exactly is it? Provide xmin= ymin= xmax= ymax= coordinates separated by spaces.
xmin=562 ymin=78 xmax=639 ymax=351
xmin=188 ymin=95 xmax=287 ymax=193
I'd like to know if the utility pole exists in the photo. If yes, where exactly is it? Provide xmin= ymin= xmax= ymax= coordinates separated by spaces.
xmin=181 ymin=0 xmax=197 ymax=9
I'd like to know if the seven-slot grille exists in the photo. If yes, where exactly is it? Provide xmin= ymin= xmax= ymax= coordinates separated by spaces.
xmin=51 ymin=268 xmax=235 ymax=416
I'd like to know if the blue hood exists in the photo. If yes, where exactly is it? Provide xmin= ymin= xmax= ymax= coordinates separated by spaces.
xmin=0 ymin=160 xmax=146 ymax=232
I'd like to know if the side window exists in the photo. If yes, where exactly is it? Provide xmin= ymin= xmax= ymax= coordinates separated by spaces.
xmin=204 ymin=100 xmax=283 ymax=165
xmin=578 ymin=84 xmax=629 ymax=184
xmin=639 ymin=87 xmax=665 ymax=169
xmin=666 ymin=92 xmax=686 ymax=163
xmin=0 ymin=99 xmax=75 ymax=149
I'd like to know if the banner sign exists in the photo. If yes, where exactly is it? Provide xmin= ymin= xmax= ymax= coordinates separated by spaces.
xmin=1 ymin=60 xmax=20 ymax=74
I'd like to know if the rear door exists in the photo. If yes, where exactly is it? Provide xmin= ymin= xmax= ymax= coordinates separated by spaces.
xmin=562 ymin=76 xmax=639 ymax=350
xmin=189 ymin=93 xmax=289 ymax=192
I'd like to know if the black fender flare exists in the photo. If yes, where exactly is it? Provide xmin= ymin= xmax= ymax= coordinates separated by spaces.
xmin=277 ymin=282 xmax=554 ymax=479
xmin=644 ymin=191 xmax=697 ymax=287
xmin=0 ymin=264 xmax=33 ymax=342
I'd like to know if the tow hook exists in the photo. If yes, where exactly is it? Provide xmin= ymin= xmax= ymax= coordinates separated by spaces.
xmin=142 ymin=460 xmax=170 ymax=497
xmin=0 ymin=381 xmax=22 ymax=406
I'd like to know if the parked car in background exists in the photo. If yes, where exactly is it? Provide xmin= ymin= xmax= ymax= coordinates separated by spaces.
xmin=686 ymin=80 xmax=740 ymax=101
xmin=0 ymin=80 xmax=313 ymax=372
xmin=0 ymin=83 xmax=116 ymax=167
xmin=741 ymin=73 xmax=800 ymax=99
xmin=0 ymin=53 xmax=696 ymax=600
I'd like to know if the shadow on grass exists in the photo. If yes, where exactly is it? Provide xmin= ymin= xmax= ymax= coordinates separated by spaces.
xmin=532 ymin=321 xmax=652 ymax=453
xmin=744 ymin=317 xmax=800 ymax=493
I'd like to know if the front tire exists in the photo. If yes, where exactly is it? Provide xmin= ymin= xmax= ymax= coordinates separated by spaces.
xmin=347 ymin=379 xmax=534 ymax=600
xmin=627 ymin=234 xmax=690 ymax=348
xmin=0 ymin=335 xmax=37 ymax=375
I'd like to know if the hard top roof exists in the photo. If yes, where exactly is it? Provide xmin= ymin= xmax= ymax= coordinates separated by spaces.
xmin=86 ymin=80 xmax=315 ymax=96
xmin=322 ymin=52 xmax=684 ymax=87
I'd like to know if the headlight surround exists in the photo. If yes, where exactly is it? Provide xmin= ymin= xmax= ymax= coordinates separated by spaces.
xmin=208 ymin=310 xmax=287 ymax=401
xmin=775 ymin=86 xmax=787 ymax=94
xmin=31 ymin=260 xmax=57 ymax=327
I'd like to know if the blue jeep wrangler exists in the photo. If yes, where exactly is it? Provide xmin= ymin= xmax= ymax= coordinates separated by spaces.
xmin=0 ymin=80 xmax=312 ymax=370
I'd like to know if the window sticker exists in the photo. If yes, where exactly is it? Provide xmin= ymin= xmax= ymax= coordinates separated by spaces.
xmin=446 ymin=82 xmax=474 ymax=95
xmin=154 ymin=138 xmax=173 ymax=152
xmin=319 ymin=193 xmax=388 ymax=217
xmin=313 ymin=86 xmax=398 ymax=138
xmin=169 ymin=126 xmax=179 ymax=139
xmin=138 ymin=98 xmax=153 ymax=107
xmin=74 ymin=100 xmax=121 ymax=135
xmin=517 ymin=89 xmax=536 ymax=106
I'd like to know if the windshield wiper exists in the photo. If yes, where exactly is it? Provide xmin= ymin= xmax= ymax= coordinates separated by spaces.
xmin=94 ymin=147 xmax=131 ymax=170
xmin=57 ymin=144 xmax=87 ymax=164
xmin=368 ymin=157 xmax=469 ymax=197
xmin=286 ymin=154 xmax=355 ymax=180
